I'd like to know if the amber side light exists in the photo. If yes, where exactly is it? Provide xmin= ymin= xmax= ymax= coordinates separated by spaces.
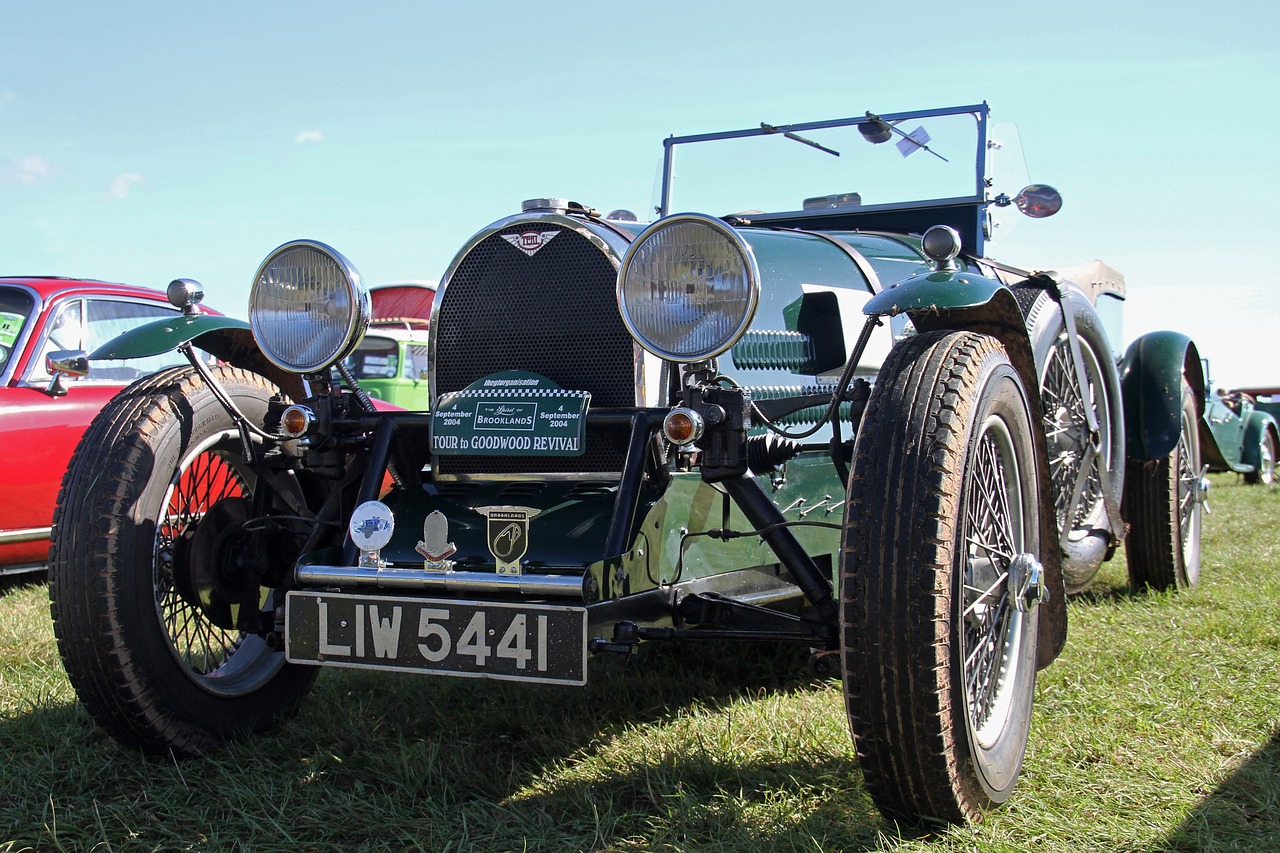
xmin=280 ymin=405 xmax=314 ymax=438
xmin=662 ymin=408 xmax=704 ymax=445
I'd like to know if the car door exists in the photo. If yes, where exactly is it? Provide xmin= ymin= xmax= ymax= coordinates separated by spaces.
xmin=1205 ymin=390 xmax=1247 ymax=468
xmin=0 ymin=295 xmax=185 ymax=572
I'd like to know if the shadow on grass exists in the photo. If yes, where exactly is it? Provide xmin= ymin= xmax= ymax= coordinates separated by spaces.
xmin=0 ymin=572 xmax=44 ymax=597
xmin=0 ymin=639 xmax=905 ymax=850
xmin=1147 ymin=729 xmax=1280 ymax=851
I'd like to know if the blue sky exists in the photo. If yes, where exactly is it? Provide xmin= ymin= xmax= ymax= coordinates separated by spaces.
xmin=3 ymin=1 xmax=1277 ymax=385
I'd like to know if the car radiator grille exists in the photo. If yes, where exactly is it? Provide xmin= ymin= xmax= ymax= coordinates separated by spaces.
xmin=434 ymin=223 xmax=636 ymax=477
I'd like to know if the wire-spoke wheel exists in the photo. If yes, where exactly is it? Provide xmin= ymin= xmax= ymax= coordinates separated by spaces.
xmin=154 ymin=431 xmax=282 ymax=696
xmin=1123 ymin=378 xmax=1203 ymax=589
xmin=1028 ymin=294 xmax=1123 ymax=592
xmin=50 ymin=366 xmax=316 ymax=756
xmin=1244 ymin=429 xmax=1277 ymax=485
xmin=842 ymin=331 xmax=1043 ymax=824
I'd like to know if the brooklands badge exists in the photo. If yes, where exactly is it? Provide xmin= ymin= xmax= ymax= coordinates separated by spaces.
xmin=476 ymin=505 xmax=541 ymax=575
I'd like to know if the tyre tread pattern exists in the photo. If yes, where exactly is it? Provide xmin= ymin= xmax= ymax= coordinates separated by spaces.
xmin=1122 ymin=379 xmax=1197 ymax=590
xmin=48 ymin=366 xmax=312 ymax=756
xmin=841 ymin=331 xmax=1003 ymax=824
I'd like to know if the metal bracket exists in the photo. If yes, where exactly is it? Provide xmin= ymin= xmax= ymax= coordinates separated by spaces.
xmin=677 ymin=591 xmax=835 ymax=645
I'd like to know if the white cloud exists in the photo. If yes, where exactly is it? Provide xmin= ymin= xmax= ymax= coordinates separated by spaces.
xmin=295 ymin=130 xmax=324 ymax=144
xmin=15 ymin=155 xmax=51 ymax=184
xmin=0 ymin=92 xmax=15 ymax=108
xmin=107 ymin=172 xmax=144 ymax=199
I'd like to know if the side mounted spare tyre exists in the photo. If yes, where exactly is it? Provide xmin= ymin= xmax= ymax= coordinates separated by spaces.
xmin=49 ymin=365 xmax=317 ymax=757
xmin=840 ymin=330 xmax=1045 ymax=824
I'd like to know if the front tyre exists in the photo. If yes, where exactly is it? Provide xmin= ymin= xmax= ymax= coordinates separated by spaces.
xmin=1123 ymin=379 xmax=1203 ymax=589
xmin=841 ymin=331 xmax=1044 ymax=824
xmin=49 ymin=366 xmax=316 ymax=757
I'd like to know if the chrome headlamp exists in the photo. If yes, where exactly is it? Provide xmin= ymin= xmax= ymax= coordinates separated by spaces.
xmin=617 ymin=214 xmax=760 ymax=362
xmin=248 ymin=240 xmax=370 ymax=374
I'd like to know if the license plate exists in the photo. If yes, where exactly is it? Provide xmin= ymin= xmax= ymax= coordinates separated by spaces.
xmin=285 ymin=592 xmax=587 ymax=685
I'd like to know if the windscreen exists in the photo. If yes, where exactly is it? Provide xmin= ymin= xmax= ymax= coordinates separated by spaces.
xmin=663 ymin=109 xmax=986 ymax=218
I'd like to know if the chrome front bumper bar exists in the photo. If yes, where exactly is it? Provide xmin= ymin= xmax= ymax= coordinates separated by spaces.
xmin=294 ymin=564 xmax=585 ymax=598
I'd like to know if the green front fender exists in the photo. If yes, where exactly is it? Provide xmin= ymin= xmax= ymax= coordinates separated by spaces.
xmin=89 ymin=313 xmax=308 ymax=402
xmin=1119 ymin=331 xmax=1204 ymax=461
xmin=90 ymin=313 xmax=250 ymax=360
xmin=863 ymin=269 xmax=1004 ymax=316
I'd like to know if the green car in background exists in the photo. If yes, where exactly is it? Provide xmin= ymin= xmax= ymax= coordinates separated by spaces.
xmin=1203 ymin=378 xmax=1280 ymax=485
xmin=342 ymin=283 xmax=435 ymax=410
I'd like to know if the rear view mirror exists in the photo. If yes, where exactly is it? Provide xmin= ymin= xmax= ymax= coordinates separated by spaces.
xmin=992 ymin=184 xmax=1063 ymax=219
xmin=1013 ymin=184 xmax=1063 ymax=219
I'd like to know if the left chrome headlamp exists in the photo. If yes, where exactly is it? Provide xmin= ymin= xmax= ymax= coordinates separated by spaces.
xmin=248 ymin=240 xmax=370 ymax=374
xmin=617 ymin=214 xmax=760 ymax=362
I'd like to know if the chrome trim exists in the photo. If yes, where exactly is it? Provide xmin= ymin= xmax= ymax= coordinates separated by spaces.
xmin=0 ymin=282 xmax=43 ymax=387
xmin=249 ymin=239 xmax=370 ymax=374
xmin=16 ymin=293 xmax=186 ymax=388
xmin=0 ymin=562 xmax=46 ymax=576
xmin=429 ymin=211 xmax=638 ymax=399
xmin=617 ymin=213 xmax=761 ymax=362
xmin=0 ymin=526 xmax=52 ymax=545
xmin=294 ymin=564 xmax=585 ymax=597
xmin=429 ymin=211 xmax=643 ymax=483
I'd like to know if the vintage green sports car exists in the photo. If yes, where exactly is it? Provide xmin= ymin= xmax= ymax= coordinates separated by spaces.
xmin=1201 ymin=377 xmax=1279 ymax=485
xmin=49 ymin=103 xmax=1208 ymax=825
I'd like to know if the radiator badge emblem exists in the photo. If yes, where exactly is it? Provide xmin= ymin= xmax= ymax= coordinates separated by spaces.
xmin=502 ymin=229 xmax=559 ymax=257
xmin=477 ymin=506 xmax=541 ymax=575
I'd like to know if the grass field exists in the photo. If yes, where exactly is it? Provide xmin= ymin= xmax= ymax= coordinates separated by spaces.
xmin=2 ymin=474 xmax=1277 ymax=851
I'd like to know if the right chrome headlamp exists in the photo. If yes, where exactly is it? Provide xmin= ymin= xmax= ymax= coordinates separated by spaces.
xmin=616 ymin=214 xmax=760 ymax=362
xmin=248 ymin=240 xmax=370 ymax=374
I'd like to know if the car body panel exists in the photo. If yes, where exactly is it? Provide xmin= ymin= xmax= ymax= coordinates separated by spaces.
xmin=1202 ymin=383 xmax=1280 ymax=475
xmin=863 ymin=268 xmax=1005 ymax=316
xmin=1232 ymin=387 xmax=1280 ymax=427
xmin=0 ymin=276 xmax=220 ymax=574
xmin=89 ymin=313 xmax=249 ymax=360
xmin=343 ymin=328 xmax=431 ymax=410
xmin=1118 ymin=331 xmax=1205 ymax=460
xmin=0 ymin=384 xmax=121 ymax=567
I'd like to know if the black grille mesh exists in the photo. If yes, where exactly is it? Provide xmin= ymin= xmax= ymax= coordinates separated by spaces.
xmin=434 ymin=223 xmax=635 ymax=476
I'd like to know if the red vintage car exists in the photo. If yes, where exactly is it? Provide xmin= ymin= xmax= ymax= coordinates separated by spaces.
xmin=0 ymin=277 xmax=219 ymax=576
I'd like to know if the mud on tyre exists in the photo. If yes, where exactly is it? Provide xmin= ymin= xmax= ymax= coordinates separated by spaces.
xmin=841 ymin=330 xmax=1044 ymax=824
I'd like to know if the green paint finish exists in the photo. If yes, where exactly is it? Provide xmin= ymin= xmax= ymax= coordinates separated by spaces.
xmin=349 ymin=480 xmax=635 ymax=574
xmin=612 ymin=454 xmax=844 ymax=597
xmin=731 ymin=330 xmax=813 ymax=371
xmin=0 ymin=311 xmax=24 ymax=348
xmin=863 ymin=269 xmax=1005 ymax=317
xmin=89 ymin=314 xmax=249 ymax=360
xmin=357 ymin=376 xmax=430 ymax=409
xmin=1119 ymin=330 xmax=1201 ymax=460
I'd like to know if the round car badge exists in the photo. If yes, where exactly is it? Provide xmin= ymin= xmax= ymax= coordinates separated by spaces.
xmin=349 ymin=500 xmax=395 ymax=567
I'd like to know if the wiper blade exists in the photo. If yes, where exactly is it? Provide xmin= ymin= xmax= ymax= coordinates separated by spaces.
xmin=760 ymin=122 xmax=840 ymax=157
xmin=863 ymin=112 xmax=949 ymax=163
